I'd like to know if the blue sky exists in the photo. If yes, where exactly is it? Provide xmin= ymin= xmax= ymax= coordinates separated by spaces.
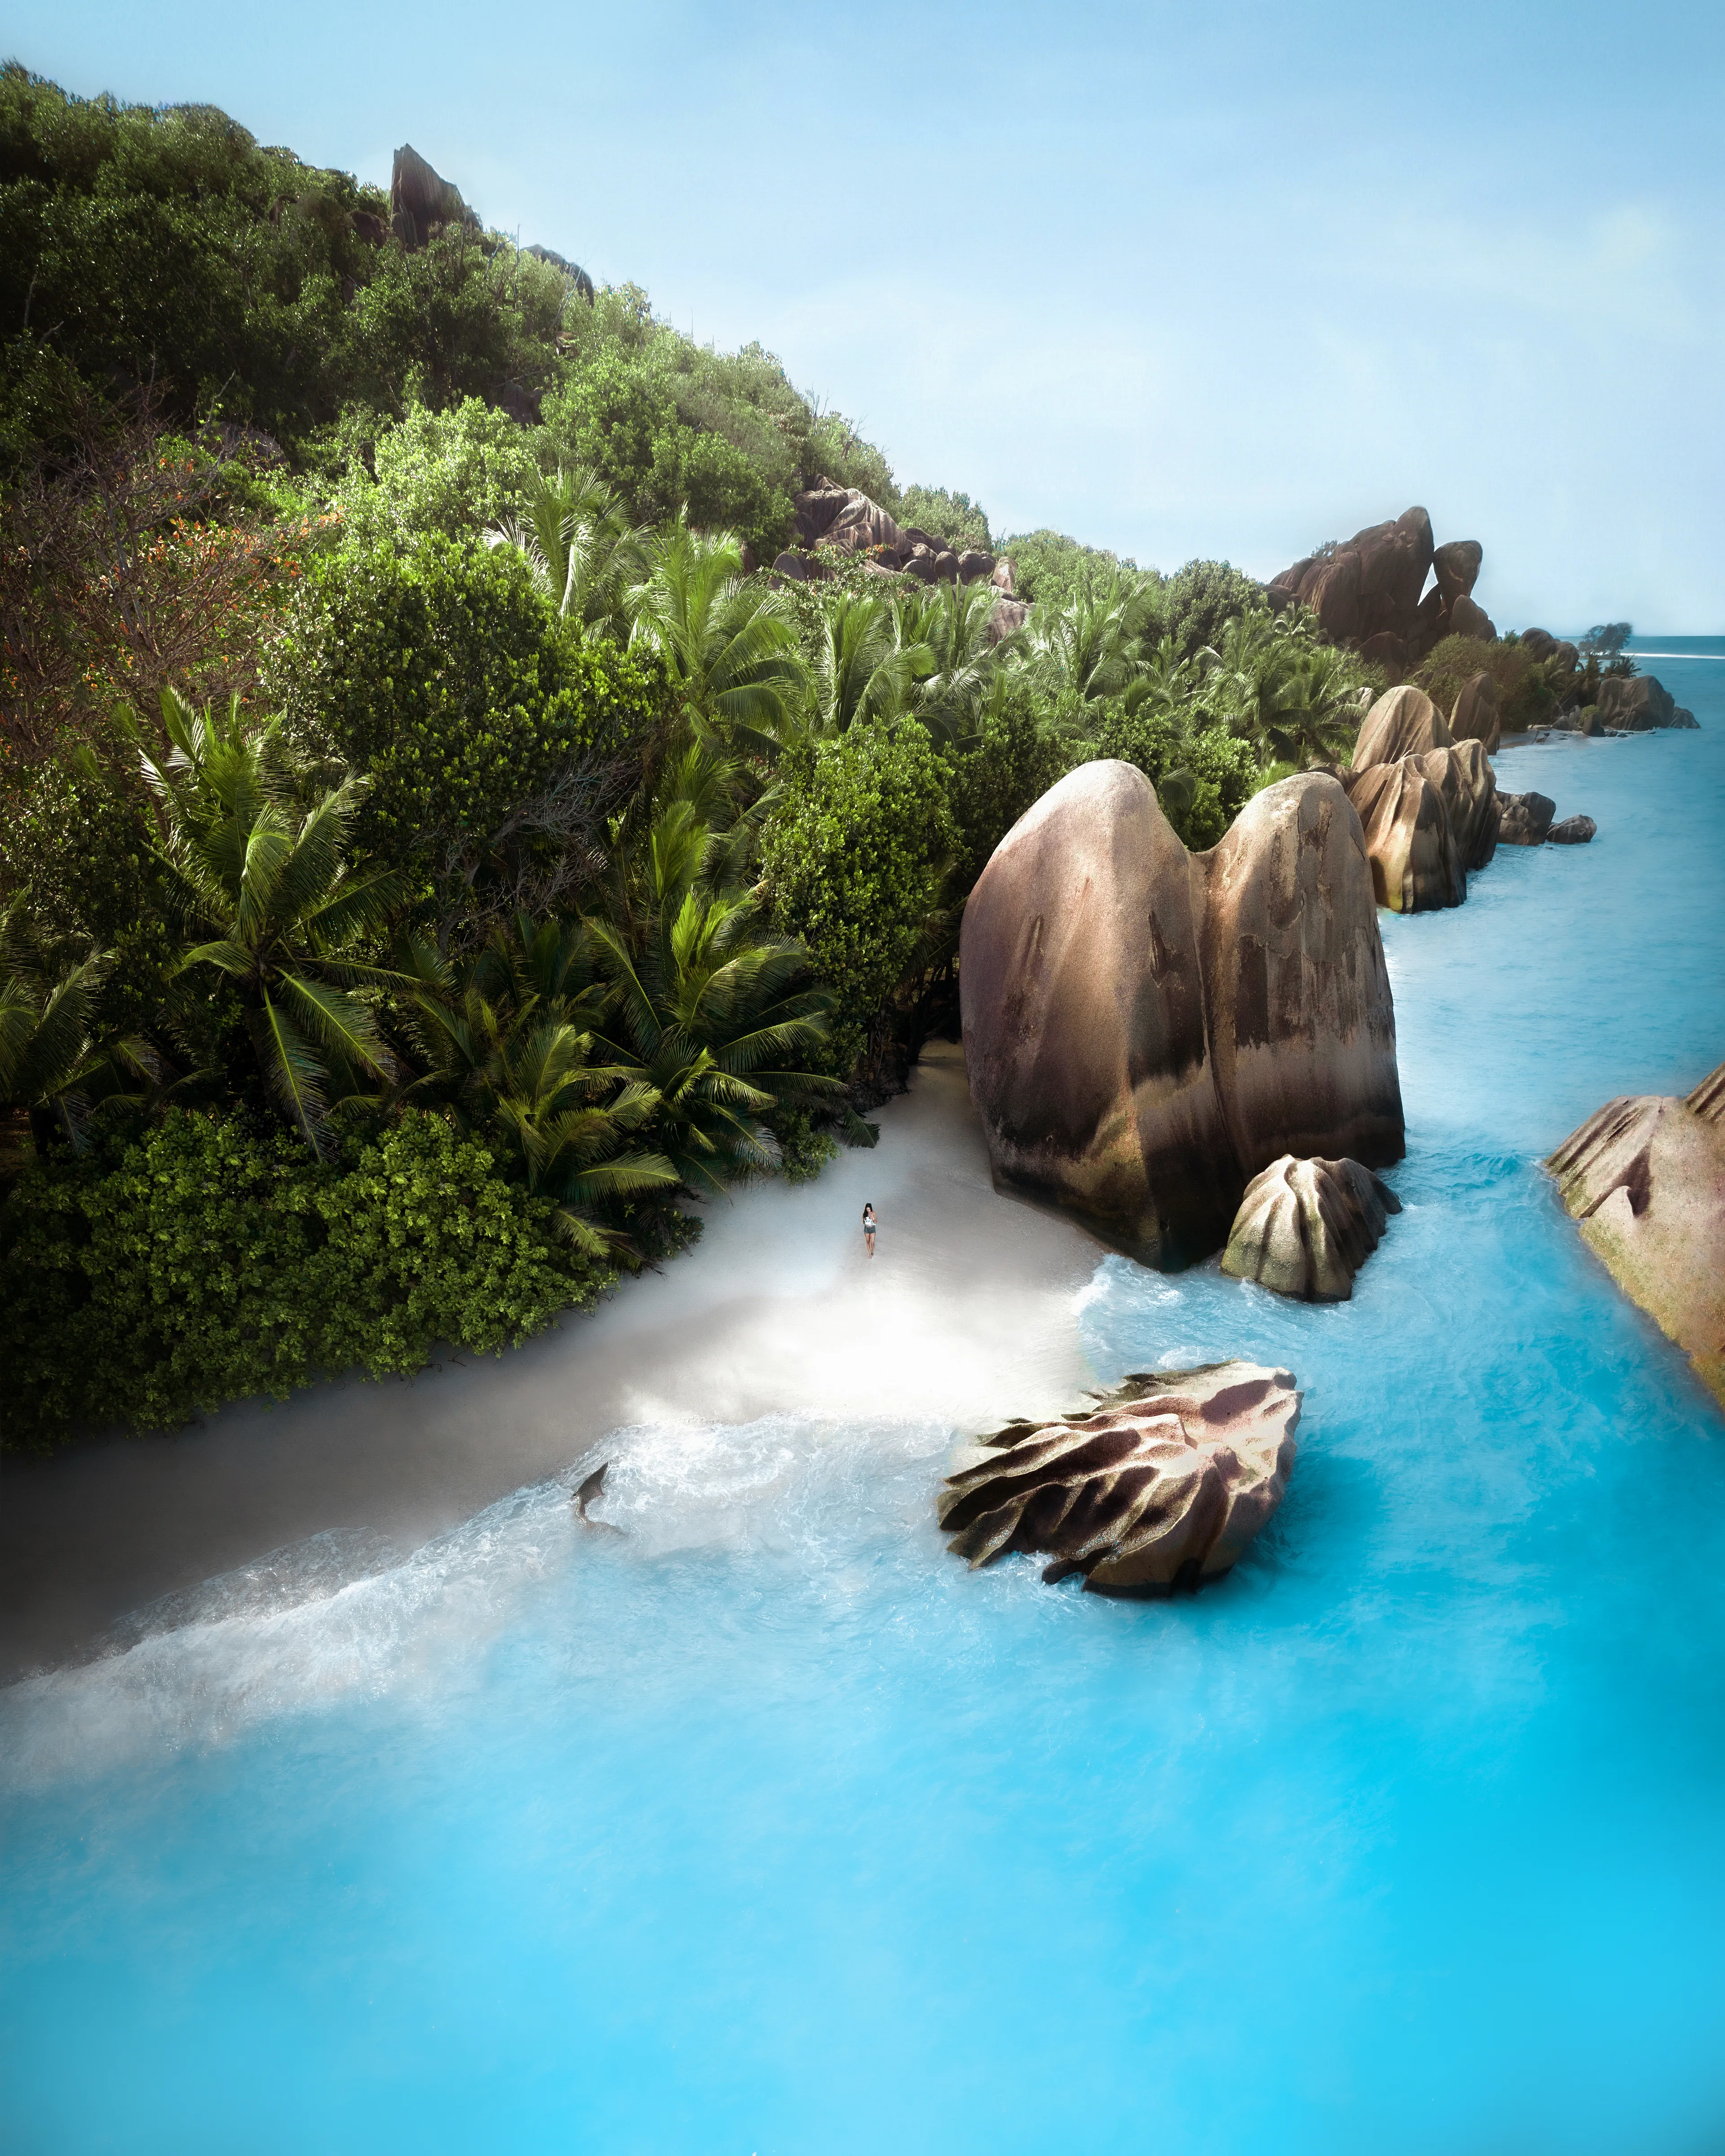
xmin=10 ymin=0 xmax=1724 ymax=627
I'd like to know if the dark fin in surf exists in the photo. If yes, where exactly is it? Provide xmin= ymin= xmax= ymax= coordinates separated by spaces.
xmin=574 ymin=1462 xmax=609 ymax=1520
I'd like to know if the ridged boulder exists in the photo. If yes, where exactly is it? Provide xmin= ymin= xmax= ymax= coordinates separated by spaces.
xmin=938 ymin=1363 xmax=1300 ymax=1595
xmin=1416 ymin=738 xmax=1500 ymax=870
xmin=1548 ymin=814 xmax=1597 ymax=845
xmin=1596 ymin=675 xmax=1698 ymax=731
xmin=1351 ymin=684 xmax=1451 ymax=769
xmin=1450 ymin=672 xmax=1502 ymax=754
xmin=1498 ymin=791 xmax=1556 ymax=846
xmin=960 ymin=762 xmax=1403 ymax=1267
xmin=1221 ymin=1155 xmax=1401 ymax=1301
xmin=1548 ymin=1061 xmax=1725 ymax=1409
xmin=1342 ymin=759 xmax=1466 ymax=911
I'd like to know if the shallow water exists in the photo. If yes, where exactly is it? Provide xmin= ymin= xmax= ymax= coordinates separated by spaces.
xmin=4 ymin=656 xmax=1725 ymax=2154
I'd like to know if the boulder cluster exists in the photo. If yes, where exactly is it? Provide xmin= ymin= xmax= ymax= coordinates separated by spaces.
xmin=1548 ymin=1059 xmax=1725 ymax=1409
xmin=938 ymin=1362 xmax=1300 ymax=1595
xmin=1338 ymin=681 xmax=1594 ymax=912
xmin=960 ymin=759 xmax=1405 ymax=1267
xmin=773 ymin=484 xmax=1030 ymax=641
xmin=1267 ymin=507 xmax=1499 ymax=677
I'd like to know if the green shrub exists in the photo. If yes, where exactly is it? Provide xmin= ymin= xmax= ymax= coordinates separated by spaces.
xmin=763 ymin=721 xmax=957 ymax=1071
xmin=946 ymin=677 xmax=1068 ymax=886
xmin=1142 ymin=560 xmax=1267 ymax=663
xmin=0 ymin=1108 xmax=612 ymax=1450
xmin=332 ymin=397 xmax=539 ymax=548
xmin=270 ymin=536 xmax=667 ymax=887
xmin=1415 ymin=634 xmax=1564 ymax=732
xmin=898 ymin=486 xmax=991 ymax=554
xmin=1081 ymin=705 xmax=1262 ymax=850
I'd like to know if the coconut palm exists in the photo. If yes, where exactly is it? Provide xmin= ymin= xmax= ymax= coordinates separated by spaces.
xmin=402 ymin=915 xmax=677 ymax=1258
xmin=133 ymin=688 xmax=411 ymax=1155
xmin=1199 ymin=610 xmax=1360 ymax=768
xmin=586 ymin=799 xmax=845 ymax=1196
xmin=898 ymin=579 xmax=1003 ymax=742
xmin=627 ymin=519 xmax=805 ymax=756
xmin=485 ymin=464 xmax=649 ymax=639
xmin=1031 ymin=572 xmax=1152 ymax=703
xmin=805 ymin=592 xmax=933 ymax=739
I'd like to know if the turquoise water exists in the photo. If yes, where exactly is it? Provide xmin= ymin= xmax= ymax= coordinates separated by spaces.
xmin=4 ymin=656 xmax=1725 ymax=2155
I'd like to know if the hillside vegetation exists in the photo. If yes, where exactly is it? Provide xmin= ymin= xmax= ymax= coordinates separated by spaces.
xmin=0 ymin=67 xmax=1398 ymax=1447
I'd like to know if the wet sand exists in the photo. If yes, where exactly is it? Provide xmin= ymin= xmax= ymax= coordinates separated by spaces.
xmin=0 ymin=1044 xmax=1104 ymax=1679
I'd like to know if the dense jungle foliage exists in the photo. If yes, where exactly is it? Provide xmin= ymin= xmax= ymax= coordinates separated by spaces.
xmin=2 ymin=68 xmax=1451 ymax=1447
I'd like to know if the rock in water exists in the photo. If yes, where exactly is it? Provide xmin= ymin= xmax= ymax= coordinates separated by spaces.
xmin=1416 ymin=738 xmax=1500 ymax=870
xmin=938 ymin=1363 xmax=1301 ymax=1595
xmin=1341 ymin=759 xmax=1467 ymax=911
xmin=1596 ymin=675 xmax=1680 ymax=731
xmin=1547 ymin=1061 xmax=1725 ymax=1409
xmin=1497 ymin=791 xmax=1556 ymax=845
xmin=960 ymin=761 xmax=1403 ymax=1266
xmin=1221 ymin=1155 xmax=1401 ymax=1301
xmin=1548 ymin=814 xmax=1597 ymax=845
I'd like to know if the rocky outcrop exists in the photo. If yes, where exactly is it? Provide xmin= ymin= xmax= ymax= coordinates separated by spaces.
xmin=779 ymin=483 xmax=1001 ymax=587
xmin=1498 ymin=791 xmax=1556 ymax=845
xmin=1341 ymin=759 xmax=1466 ymax=911
xmin=987 ymin=596 xmax=1031 ymax=643
xmin=960 ymin=760 xmax=1403 ymax=1267
xmin=938 ymin=1362 xmax=1300 ymax=1595
xmin=1520 ymin=628 xmax=1580 ymax=672
xmin=1450 ymin=672 xmax=1502 ymax=753
xmin=1267 ymin=508 xmax=1493 ymax=662
xmin=1547 ymin=1061 xmax=1725 ymax=1409
xmin=1596 ymin=675 xmax=1699 ymax=730
xmin=390 ymin=145 xmax=478 ymax=250
xmin=1548 ymin=814 xmax=1597 ymax=845
xmin=1339 ymin=688 xmax=1498 ymax=910
xmin=1221 ymin=1155 xmax=1401 ymax=1301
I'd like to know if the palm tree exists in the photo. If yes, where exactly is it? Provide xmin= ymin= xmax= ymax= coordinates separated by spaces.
xmin=899 ymin=580 xmax=1002 ymax=742
xmin=0 ymin=901 xmax=156 ymax=1170
xmin=402 ymin=916 xmax=677 ymax=1259
xmin=585 ymin=799 xmax=846 ymax=1197
xmin=805 ymin=592 xmax=932 ymax=738
xmin=1199 ymin=610 xmax=1360 ymax=767
xmin=1032 ymin=572 xmax=1151 ymax=703
xmin=485 ymin=464 xmax=649 ymax=640
xmin=628 ymin=519 xmax=805 ymax=756
xmin=133 ymin=689 xmax=410 ymax=1155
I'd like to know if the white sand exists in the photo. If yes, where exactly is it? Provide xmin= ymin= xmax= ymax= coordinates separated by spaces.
xmin=0 ymin=1043 xmax=1106 ymax=1679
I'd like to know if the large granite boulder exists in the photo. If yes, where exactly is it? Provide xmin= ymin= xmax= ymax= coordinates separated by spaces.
xmin=987 ymin=596 xmax=1031 ymax=643
xmin=1433 ymin=539 xmax=1483 ymax=607
xmin=789 ymin=486 xmax=1000 ymax=587
xmin=1341 ymin=759 xmax=1466 ymax=912
xmin=1448 ymin=593 xmax=1497 ymax=640
xmin=1221 ymin=1155 xmax=1401 ymax=1301
xmin=1450 ymin=671 xmax=1502 ymax=753
xmin=1547 ymin=1061 xmax=1725 ymax=1409
xmin=1416 ymin=738 xmax=1499 ymax=870
xmin=991 ymin=557 xmax=1017 ymax=595
xmin=957 ymin=550 xmax=996 ymax=584
xmin=960 ymin=761 xmax=1402 ymax=1266
xmin=1548 ymin=814 xmax=1597 ymax=845
xmin=1351 ymin=684 xmax=1452 ymax=769
xmin=390 ymin=145 xmax=478 ymax=250
xmin=938 ymin=1362 xmax=1300 ymax=1595
xmin=1268 ymin=508 xmax=1434 ymax=645
xmin=1498 ymin=791 xmax=1556 ymax=845
xmin=1597 ymin=675 xmax=1688 ymax=730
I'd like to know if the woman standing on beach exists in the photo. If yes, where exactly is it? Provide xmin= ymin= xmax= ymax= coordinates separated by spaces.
xmin=862 ymin=1203 xmax=877 ymax=1258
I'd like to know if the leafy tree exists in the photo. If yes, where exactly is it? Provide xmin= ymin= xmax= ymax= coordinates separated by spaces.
xmin=1581 ymin=622 xmax=1632 ymax=661
xmin=334 ymin=397 xmax=538 ymax=550
xmin=898 ymin=485 xmax=991 ymax=554
xmin=1082 ymin=702 xmax=1261 ymax=851
xmin=1032 ymin=573 xmax=1151 ymax=702
xmin=763 ymin=721 xmax=957 ymax=1072
xmin=946 ymin=675 xmax=1069 ymax=887
xmin=1142 ymin=559 xmax=1266 ymax=663
xmin=996 ymin=528 xmax=1132 ymax=610
xmin=627 ymin=521 xmax=803 ymax=753
xmin=135 ymin=689 xmax=409 ymax=1152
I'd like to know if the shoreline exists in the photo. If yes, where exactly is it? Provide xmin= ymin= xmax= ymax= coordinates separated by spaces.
xmin=0 ymin=1043 xmax=1104 ymax=1681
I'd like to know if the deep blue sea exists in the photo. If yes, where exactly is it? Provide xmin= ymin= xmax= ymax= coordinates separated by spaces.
xmin=4 ymin=648 xmax=1725 ymax=2156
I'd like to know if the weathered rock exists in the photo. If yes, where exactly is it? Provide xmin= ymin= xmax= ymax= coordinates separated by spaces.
xmin=1675 ymin=706 xmax=1699 ymax=729
xmin=770 ymin=550 xmax=812 ymax=582
xmin=1449 ymin=592 xmax=1496 ymax=641
xmin=1450 ymin=671 xmax=1501 ymax=753
xmin=1547 ymin=1061 xmax=1725 ymax=1409
xmin=901 ymin=544 xmax=939 ymax=583
xmin=1221 ymin=1155 xmax=1401 ymax=1301
xmin=960 ymin=761 xmax=1404 ymax=1265
xmin=1554 ymin=640 xmax=1579 ymax=673
xmin=1548 ymin=814 xmax=1597 ymax=845
xmin=1341 ymin=759 xmax=1467 ymax=911
xmin=351 ymin=208 xmax=389 ymax=247
xmin=1351 ymin=685 xmax=1452 ymax=770
xmin=1422 ymin=739 xmax=1499 ymax=869
xmin=938 ymin=1363 xmax=1301 ymax=1594
xmin=1520 ymin=627 xmax=1559 ymax=660
xmin=390 ymin=144 xmax=477 ymax=250
xmin=1433 ymin=539 xmax=1483 ymax=607
xmin=1267 ymin=508 xmax=1434 ymax=644
xmin=957 ymin=550 xmax=996 ymax=585
xmin=1359 ymin=630 xmax=1407 ymax=674
xmin=986 ymin=596 xmax=1031 ymax=644
xmin=933 ymin=549 xmax=960 ymax=583
xmin=991 ymin=557 xmax=1016 ymax=595
xmin=1497 ymin=791 xmax=1556 ymax=845
xmin=1596 ymin=675 xmax=1681 ymax=730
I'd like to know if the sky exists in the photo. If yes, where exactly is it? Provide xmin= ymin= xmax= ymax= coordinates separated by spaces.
xmin=9 ymin=0 xmax=1724 ymax=628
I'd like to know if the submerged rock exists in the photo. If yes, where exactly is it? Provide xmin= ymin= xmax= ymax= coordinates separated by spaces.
xmin=1221 ymin=1155 xmax=1401 ymax=1301
xmin=1498 ymin=791 xmax=1556 ymax=845
xmin=1547 ymin=1061 xmax=1725 ymax=1410
xmin=1548 ymin=814 xmax=1597 ymax=845
xmin=938 ymin=1362 xmax=1300 ymax=1595
xmin=960 ymin=761 xmax=1403 ymax=1266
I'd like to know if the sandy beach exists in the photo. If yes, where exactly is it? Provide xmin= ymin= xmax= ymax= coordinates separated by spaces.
xmin=0 ymin=1043 xmax=1105 ymax=1680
